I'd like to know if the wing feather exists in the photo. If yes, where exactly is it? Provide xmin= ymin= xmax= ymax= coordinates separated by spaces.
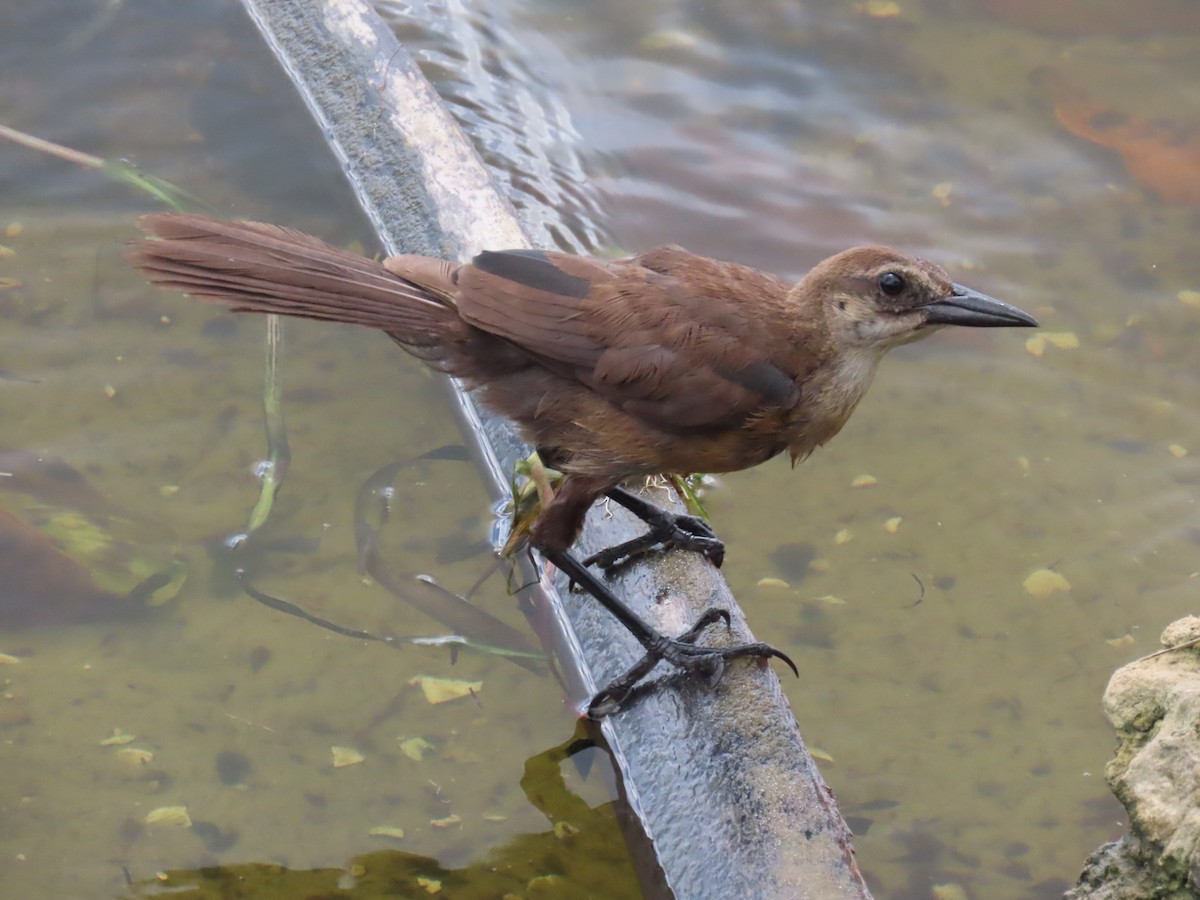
xmin=452 ymin=246 xmax=807 ymax=432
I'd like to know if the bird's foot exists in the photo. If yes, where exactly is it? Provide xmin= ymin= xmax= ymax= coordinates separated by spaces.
xmin=586 ymin=609 xmax=798 ymax=719
xmin=584 ymin=509 xmax=725 ymax=569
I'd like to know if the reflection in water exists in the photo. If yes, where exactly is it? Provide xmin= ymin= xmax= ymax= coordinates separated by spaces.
xmin=126 ymin=723 xmax=641 ymax=899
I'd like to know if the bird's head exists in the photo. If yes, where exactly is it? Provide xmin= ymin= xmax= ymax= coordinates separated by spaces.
xmin=803 ymin=246 xmax=1037 ymax=354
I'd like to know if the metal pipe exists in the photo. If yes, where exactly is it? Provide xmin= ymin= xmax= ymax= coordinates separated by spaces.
xmin=236 ymin=1 xmax=870 ymax=896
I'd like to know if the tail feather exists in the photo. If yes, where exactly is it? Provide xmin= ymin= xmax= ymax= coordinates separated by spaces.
xmin=127 ymin=214 xmax=461 ymax=339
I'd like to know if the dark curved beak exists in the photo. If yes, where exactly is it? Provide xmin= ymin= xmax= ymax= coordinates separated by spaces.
xmin=923 ymin=284 xmax=1038 ymax=328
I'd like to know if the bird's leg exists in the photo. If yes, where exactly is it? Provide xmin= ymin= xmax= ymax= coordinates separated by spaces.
xmin=542 ymin=548 xmax=797 ymax=719
xmin=584 ymin=609 xmax=730 ymax=719
xmin=583 ymin=484 xmax=725 ymax=569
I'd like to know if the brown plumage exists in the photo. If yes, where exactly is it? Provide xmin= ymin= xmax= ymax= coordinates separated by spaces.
xmin=129 ymin=214 xmax=1035 ymax=559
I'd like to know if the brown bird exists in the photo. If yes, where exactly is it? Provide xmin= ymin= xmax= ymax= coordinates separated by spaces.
xmin=129 ymin=214 xmax=1036 ymax=715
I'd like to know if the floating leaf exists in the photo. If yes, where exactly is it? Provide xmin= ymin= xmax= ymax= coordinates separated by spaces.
xmin=931 ymin=884 xmax=969 ymax=900
xmin=409 ymin=676 xmax=481 ymax=705
xmin=809 ymin=746 xmax=835 ymax=763
xmin=1044 ymin=331 xmax=1079 ymax=349
xmin=430 ymin=814 xmax=461 ymax=829
xmin=331 ymin=746 xmax=365 ymax=768
xmin=144 ymin=806 xmax=191 ymax=827
xmin=417 ymin=876 xmax=442 ymax=894
xmin=1169 ymin=444 xmax=1188 ymax=458
xmin=117 ymin=747 xmax=155 ymax=767
xmin=1026 ymin=331 xmax=1078 ymax=357
xmin=834 ymin=529 xmax=853 ymax=545
xmin=399 ymin=737 xmax=435 ymax=761
xmin=553 ymin=820 xmax=580 ymax=839
xmin=639 ymin=28 xmax=700 ymax=51
xmin=851 ymin=474 xmax=878 ymax=489
xmin=100 ymin=728 xmax=136 ymax=746
xmin=813 ymin=595 xmax=847 ymax=606
xmin=1023 ymin=568 xmax=1071 ymax=599
xmin=368 ymin=825 xmax=406 ymax=840
xmin=862 ymin=0 xmax=902 ymax=17
xmin=884 ymin=517 xmax=902 ymax=534
xmin=756 ymin=577 xmax=790 ymax=591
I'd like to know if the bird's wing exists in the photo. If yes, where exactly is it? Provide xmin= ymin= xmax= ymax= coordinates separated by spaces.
xmin=453 ymin=246 xmax=804 ymax=432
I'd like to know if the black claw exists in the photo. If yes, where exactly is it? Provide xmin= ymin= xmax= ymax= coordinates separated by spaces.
xmin=585 ymin=486 xmax=727 ymax=569
xmin=583 ymin=522 xmax=726 ymax=570
xmin=586 ymin=612 xmax=796 ymax=719
xmin=768 ymin=647 xmax=800 ymax=679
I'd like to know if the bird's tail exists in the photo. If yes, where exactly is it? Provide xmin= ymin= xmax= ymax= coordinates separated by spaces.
xmin=127 ymin=214 xmax=463 ymax=345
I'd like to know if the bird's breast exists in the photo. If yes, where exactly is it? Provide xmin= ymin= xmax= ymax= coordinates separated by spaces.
xmin=785 ymin=347 xmax=883 ymax=460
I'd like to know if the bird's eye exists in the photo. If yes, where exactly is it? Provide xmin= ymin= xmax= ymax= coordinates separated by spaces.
xmin=879 ymin=272 xmax=906 ymax=296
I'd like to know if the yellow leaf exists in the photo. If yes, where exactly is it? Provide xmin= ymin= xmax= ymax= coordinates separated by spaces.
xmin=409 ymin=676 xmax=482 ymax=705
xmin=553 ymin=820 xmax=580 ymax=839
xmin=865 ymin=0 xmax=902 ymax=17
xmin=931 ymin=884 xmax=969 ymax=900
xmin=331 ymin=746 xmax=365 ymax=768
xmin=100 ymin=729 xmax=136 ymax=746
xmin=1043 ymin=331 xmax=1079 ymax=350
xmin=399 ymin=737 xmax=435 ymax=761
xmin=1028 ymin=331 xmax=1078 ymax=355
xmin=1023 ymin=568 xmax=1071 ymax=599
xmin=368 ymin=826 xmax=406 ymax=840
xmin=144 ymin=806 xmax=191 ymax=827
xmin=117 ymin=748 xmax=155 ymax=767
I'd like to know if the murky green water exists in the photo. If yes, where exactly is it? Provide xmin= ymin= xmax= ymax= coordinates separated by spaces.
xmin=3 ymin=0 xmax=1200 ymax=897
